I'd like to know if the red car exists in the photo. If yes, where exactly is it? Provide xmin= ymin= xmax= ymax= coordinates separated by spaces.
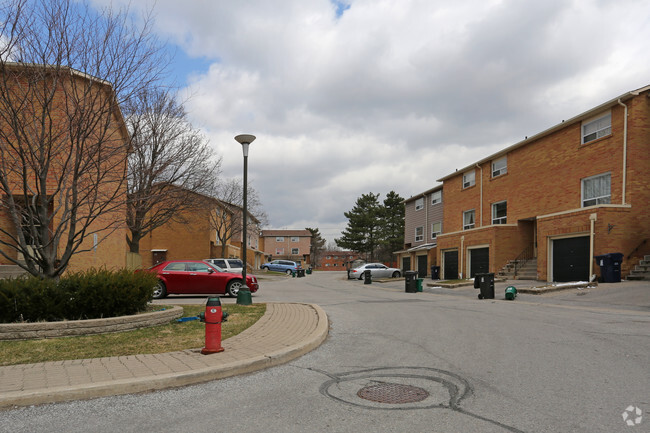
xmin=144 ymin=260 xmax=259 ymax=299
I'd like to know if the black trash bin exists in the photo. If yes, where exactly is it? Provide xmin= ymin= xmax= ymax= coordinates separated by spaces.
xmin=405 ymin=271 xmax=418 ymax=293
xmin=364 ymin=270 xmax=372 ymax=284
xmin=595 ymin=253 xmax=623 ymax=282
xmin=474 ymin=273 xmax=495 ymax=299
xmin=431 ymin=266 xmax=440 ymax=280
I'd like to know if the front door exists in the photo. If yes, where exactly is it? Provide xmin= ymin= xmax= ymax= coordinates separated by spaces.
xmin=443 ymin=250 xmax=458 ymax=280
xmin=469 ymin=248 xmax=489 ymax=277
xmin=152 ymin=251 xmax=167 ymax=265
xmin=417 ymin=255 xmax=428 ymax=278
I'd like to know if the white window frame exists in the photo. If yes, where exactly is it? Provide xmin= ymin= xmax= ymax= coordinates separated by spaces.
xmin=276 ymin=236 xmax=284 ymax=242
xmin=276 ymin=248 xmax=284 ymax=255
xmin=415 ymin=198 xmax=424 ymax=211
xmin=492 ymin=201 xmax=507 ymax=224
xmin=291 ymin=237 xmax=299 ymax=242
xmin=582 ymin=112 xmax=611 ymax=144
xmin=463 ymin=170 xmax=475 ymax=189
xmin=291 ymin=248 xmax=299 ymax=255
xmin=582 ymin=172 xmax=611 ymax=207
xmin=492 ymin=156 xmax=507 ymax=177
xmin=415 ymin=226 xmax=424 ymax=242
xmin=431 ymin=190 xmax=442 ymax=205
xmin=463 ymin=210 xmax=475 ymax=230
xmin=431 ymin=222 xmax=442 ymax=239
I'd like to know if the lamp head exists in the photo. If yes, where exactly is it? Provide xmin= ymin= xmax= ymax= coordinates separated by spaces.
xmin=235 ymin=134 xmax=256 ymax=145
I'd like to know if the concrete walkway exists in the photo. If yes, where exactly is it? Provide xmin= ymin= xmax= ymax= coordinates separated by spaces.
xmin=0 ymin=303 xmax=328 ymax=408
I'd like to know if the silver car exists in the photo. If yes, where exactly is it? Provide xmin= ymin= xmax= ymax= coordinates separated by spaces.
xmin=350 ymin=263 xmax=401 ymax=279
xmin=203 ymin=258 xmax=244 ymax=273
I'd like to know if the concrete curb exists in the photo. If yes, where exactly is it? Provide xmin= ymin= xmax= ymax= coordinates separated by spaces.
xmin=0 ymin=303 xmax=329 ymax=408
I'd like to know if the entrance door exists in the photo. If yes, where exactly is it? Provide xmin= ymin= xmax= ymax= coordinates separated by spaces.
xmin=552 ymin=237 xmax=589 ymax=282
xmin=469 ymin=248 xmax=489 ymax=278
xmin=402 ymin=257 xmax=411 ymax=271
xmin=417 ymin=255 xmax=428 ymax=278
xmin=152 ymin=250 xmax=167 ymax=265
xmin=443 ymin=250 xmax=458 ymax=280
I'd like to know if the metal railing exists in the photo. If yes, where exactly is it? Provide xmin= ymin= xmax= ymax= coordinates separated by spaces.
xmin=627 ymin=238 xmax=648 ymax=260
xmin=513 ymin=244 xmax=535 ymax=277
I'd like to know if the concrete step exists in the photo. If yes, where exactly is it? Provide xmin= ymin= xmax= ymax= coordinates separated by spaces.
xmin=627 ymin=274 xmax=648 ymax=281
xmin=0 ymin=265 xmax=27 ymax=279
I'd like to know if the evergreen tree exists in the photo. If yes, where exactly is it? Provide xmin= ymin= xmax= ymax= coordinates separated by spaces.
xmin=335 ymin=193 xmax=382 ymax=261
xmin=306 ymin=227 xmax=326 ymax=267
xmin=378 ymin=190 xmax=405 ymax=262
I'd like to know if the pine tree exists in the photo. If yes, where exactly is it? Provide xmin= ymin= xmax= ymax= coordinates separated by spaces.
xmin=335 ymin=193 xmax=381 ymax=261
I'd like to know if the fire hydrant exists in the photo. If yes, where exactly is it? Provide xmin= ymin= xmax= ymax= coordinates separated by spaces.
xmin=199 ymin=297 xmax=229 ymax=355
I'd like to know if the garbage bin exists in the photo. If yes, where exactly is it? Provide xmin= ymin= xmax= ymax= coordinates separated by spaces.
xmin=474 ymin=273 xmax=495 ymax=299
xmin=430 ymin=266 xmax=440 ymax=280
xmin=364 ymin=270 xmax=372 ymax=284
xmin=306 ymin=268 xmax=312 ymax=275
xmin=594 ymin=253 xmax=623 ymax=282
xmin=405 ymin=271 xmax=418 ymax=293
xmin=416 ymin=278 xmax=423 ymax=292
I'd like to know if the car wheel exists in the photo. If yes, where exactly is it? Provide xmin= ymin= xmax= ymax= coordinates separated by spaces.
xmin=153 ymin=281 xmax=167 ymax=299
xmin=286 ymin=269 xmax=293 ymax=275
xmin=227 ymin=279 xmax=243 ymax=297
xmin=261 ymin=266 xmax=268 ymax=272
xmin=392 ymin=271 xmax=401 ymax=278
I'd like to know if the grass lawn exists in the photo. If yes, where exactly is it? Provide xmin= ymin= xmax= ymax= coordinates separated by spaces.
xmin=0 ymin=303 xmax=266 ymax=366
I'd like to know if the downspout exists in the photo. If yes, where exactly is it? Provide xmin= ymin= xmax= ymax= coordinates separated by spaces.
xmin=617 ymin=99 xmax=628 ymax=205
xmin=460 ymin=235 xmax=465 ymax=279
xmin=476 ymin=164 xmax=483 ymax=226
xmin=589 ymin=213 xmax=597 ymax=282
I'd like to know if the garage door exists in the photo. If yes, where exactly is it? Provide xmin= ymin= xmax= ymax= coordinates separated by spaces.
xmin=443 ymin=250 xmax=458 ymax=280
xmin=552 ymin=237 xmax=590 ymax=282
xmin=469 ymin=248 xmax=489 ymax=278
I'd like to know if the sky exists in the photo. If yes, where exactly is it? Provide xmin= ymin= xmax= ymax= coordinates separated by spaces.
xmin=92 ymin=0 xmax=650 ymax=244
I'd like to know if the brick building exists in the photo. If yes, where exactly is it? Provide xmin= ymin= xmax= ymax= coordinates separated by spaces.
xmin=318 ymin=250 xmax=363 ymax=271
xmin=260 ymin=230 xmax=312 ymax=266
xmin=434 ymin=85 xmax=650 ymax=282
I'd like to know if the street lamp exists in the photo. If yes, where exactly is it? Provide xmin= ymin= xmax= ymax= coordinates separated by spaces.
xmin=235 ymin=134 xmax=256 ymax=305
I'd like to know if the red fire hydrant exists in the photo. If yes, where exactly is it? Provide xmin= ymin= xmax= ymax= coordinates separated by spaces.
xmin=199 ymin=297 xmax=229 ymax=355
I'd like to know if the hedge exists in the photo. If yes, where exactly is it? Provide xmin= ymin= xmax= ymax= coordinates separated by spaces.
xmin=0 ymin=269 xmax=158 ymax=323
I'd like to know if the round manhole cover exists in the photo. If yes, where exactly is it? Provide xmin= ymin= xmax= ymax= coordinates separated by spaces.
xmin=357 ymin=383 xmax=429 ymax=404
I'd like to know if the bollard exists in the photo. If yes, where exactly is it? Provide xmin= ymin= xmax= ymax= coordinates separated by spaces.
xmin=199 ymin=297 xmax=229 ymax=354
xmin=505 ymin=286 xmax=517 ymax=300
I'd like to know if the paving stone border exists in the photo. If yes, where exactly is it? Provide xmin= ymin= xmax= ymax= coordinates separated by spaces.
xmin=0 ymin=306 xmax=183 ymax=341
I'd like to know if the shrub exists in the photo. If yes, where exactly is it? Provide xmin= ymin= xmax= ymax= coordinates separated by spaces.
xmin=0 ymin=269 xmax=158 ymax=323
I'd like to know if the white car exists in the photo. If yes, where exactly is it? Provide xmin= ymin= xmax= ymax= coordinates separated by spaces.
xmin=204 ymin=258 xmax=244 ymax=273
xmin=350 ymin=263 xmax=401 ymax=279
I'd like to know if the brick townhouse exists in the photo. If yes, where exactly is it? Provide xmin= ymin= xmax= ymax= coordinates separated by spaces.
xmin=318 ymin=250 xmax=363 ymax=271
xmin=140 ymin=188 xmax=263 ymax=271
xmin=260 ymin=230 xmax=312 ymax=266
xmin=396 ymin=185 xmax=443 ymax=277
xmin=434 ymin=84 xmax=650 ymax=282
xmin=0 ymin=63 xmax=129 ymax=274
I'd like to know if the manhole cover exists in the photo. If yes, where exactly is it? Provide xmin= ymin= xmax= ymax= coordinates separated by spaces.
xmin=357 ymin=383 xmax=429 ymax=404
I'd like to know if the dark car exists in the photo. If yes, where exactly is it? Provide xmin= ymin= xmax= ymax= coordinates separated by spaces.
xmin=144 ymin=260 xmax=259 ymax=299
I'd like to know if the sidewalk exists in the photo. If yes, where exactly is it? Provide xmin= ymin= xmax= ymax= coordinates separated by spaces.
xmin=0 ymin=303 xmax=328 ymax=409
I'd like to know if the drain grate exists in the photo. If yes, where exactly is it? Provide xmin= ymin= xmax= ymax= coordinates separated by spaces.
xmin=357 ymin=383 xmax=429 ymax=404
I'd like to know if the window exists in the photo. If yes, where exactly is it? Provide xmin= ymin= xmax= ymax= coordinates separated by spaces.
xmin=415 ymin=226 xmax=424 ymax=242
xmin=492 ymin=201 xmax=507 ymax=224
xmin=276 ymin=236 xmax=284 ymax=242
xmin=582 ymin=173 xmax=611 ymax=207
xmin=463 ymin=170 xmax=475 ymax=188
xmin=291 ymin=248 xmax=299 ymax=255
xmin=582 ymin=112 xmax=611 ymax=144
xmin=492 ymin=156 xmax=507 ymax=177
xmin=276 ymin=248 xmax=284 ymax=255
xmin=291 ymin=237 xmax=299 ymax=242
xmin=431 ymin=222 xmax=441 ymax=238
xmin=431 ymin=190 xmax=442 ymax=205
xmin=463 ymin=210 xmax=475 ymax=230
xmin=415 ymin=198 xmax=424 ymax=211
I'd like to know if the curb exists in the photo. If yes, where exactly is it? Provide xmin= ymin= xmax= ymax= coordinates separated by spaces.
xmin=0 ymin=303 xmax=329 ymax=408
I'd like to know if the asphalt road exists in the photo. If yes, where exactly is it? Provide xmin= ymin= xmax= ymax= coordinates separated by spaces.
xmin=1 ymin=272 xmax=648 ymax=433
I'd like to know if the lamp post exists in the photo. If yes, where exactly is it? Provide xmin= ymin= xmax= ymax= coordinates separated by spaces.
xmin=235 ymin=134 xmax=256 ymax=305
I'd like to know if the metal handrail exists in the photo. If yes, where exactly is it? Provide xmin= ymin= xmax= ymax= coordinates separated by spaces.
xmin=627 ymin=238 xmax=648 ymax=260
xmin=513 ymin=244 xmax=535 ymax=277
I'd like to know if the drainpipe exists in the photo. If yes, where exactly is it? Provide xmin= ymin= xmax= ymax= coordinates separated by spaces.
xmin=476 ymin=164 xmax=483 ymax=226
xmin=589 ymin=213 xmax=597 ymax=282
xmin=460 ymin=235 xmax=465 ymax=279
xmin=617 ymin=99 xmax=628 ymax=205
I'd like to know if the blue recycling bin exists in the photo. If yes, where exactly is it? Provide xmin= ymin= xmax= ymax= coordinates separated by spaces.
xmin=594 ymin=253 xmax=623 ymax=282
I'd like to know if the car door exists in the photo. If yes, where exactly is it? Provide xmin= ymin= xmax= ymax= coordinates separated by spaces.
xmin=160 ymin=262 xmax=189 ymax=294
xmin=269 ymin=260 xmax=281 ymax=272
xmin=376 ymin=264 xmax=390 ymax=278
xmin=186 ymin=261 xmax=221 ymax=293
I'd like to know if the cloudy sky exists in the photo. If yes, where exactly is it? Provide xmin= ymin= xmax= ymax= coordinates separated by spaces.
xmin=95 ymin=0 xmax=650 ymax=243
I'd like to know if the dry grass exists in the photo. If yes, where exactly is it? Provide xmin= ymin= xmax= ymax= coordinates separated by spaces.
xmin=0 ymin=303 xmax=266 ymax=366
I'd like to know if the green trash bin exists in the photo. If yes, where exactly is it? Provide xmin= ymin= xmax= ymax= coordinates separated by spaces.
xmin=416 ymin=278 xmax=423 ymax=292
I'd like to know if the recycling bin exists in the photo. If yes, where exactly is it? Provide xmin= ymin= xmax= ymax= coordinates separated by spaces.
xmin=594 ymin=253 xmax=623 ymax=282
xmin=364 ymin=270 xmax=372 ymax=284
xmin=416 ymin=278 xmax=423 ymax=292
xmin=405 ymin=271 xmax=418 ymax=293
xmin=430 ymin=266 xmax=440 ymax=280
xmin=474 ymin=273 xmax=495 ymax=299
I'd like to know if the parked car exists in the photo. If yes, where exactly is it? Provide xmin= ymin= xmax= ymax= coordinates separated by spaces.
xmin=204 ymin=258 xmax=244 ymax=273
xmin=260 ymin=259 xmax=301 ymax=274
xmin=142 ymin=260 xmax=259 ymax=299
xmin=350 ymin=263 xmax=401 ymax=279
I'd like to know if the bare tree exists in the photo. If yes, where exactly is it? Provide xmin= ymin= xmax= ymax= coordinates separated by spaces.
xmin=124 ymin=87 xmax=220 ymax=254
xmin=0 ymin=0 xmax=169 ymax=278
xmin=207 ymin=178 xmax=267 ymax=258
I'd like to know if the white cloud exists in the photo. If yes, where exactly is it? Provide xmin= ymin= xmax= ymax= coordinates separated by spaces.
xmin=93 ymin=0 xmax=650 ymax=242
